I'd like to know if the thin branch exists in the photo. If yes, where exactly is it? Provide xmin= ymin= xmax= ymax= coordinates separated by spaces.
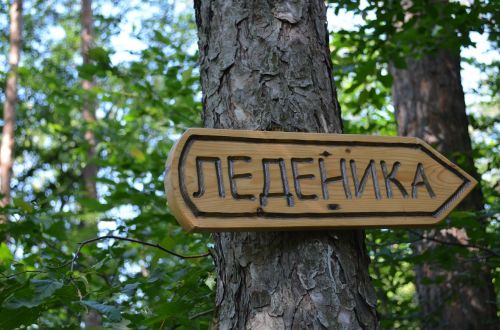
xmin=409 ymin=230 xmax=499 ymax=258
xmin=1 ymin=270 xmax=47 ymax=279
xmin=0 ymin=258 xmax=71 ymax=279
xmin=368 ymin=236 xmax=424 ymax=249
xmin=158 ymin=318 xmax=167 ymax=330
xmin=189 ymin=309 xmax=215 ymax=320
xmin=69 ymin=277 xmax=84 ymax=302
xmin=71 ymin=235 xmax=210 ymax=272
xmin=46 ymin=259 xmax=73 ymax=270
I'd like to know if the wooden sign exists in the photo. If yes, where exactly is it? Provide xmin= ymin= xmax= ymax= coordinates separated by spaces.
xmin=164 ymin=128 xmax=476 ymax=232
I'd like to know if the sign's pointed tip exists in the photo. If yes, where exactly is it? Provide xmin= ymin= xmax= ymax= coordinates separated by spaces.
xmin=415 ymin=137 xmax=477 ymax=186
xmin=469 ymin=176 xmax=478 ymax=189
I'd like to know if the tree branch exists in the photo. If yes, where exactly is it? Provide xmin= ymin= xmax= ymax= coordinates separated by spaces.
xmin=71 ymin=235 xmax=210 ymax=272
xmin=409 ymin=230 xmax=499 ymax=258
xmin=1 ymin=270 xmax=47 ymax=279
xmin=189 ymin=308 xmax=215 ymax=320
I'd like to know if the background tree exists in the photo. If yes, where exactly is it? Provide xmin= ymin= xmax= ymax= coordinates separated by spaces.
xmin=194 ymin=0 xmax=378 ymax=328
xmin=391 ymin=45 xmax=497 ymax=330
xmin=389 ymin=2 xmax=497 ymax=328
xmin=80 ymin=0 xmax=97 ymax=201
xmin=80 ymin=1 xmax=101 ymax=327
xmin=0 ymin=0 xmax=22 ymax=222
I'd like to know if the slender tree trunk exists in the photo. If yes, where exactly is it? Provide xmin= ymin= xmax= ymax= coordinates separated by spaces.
xmin=81 ymin=0 xmax=97 ymax=200
xmin=391 ymin=50 xmax=497 ymax=329
xmin=0 ymin=0 xmax=22 ymax=222
xmin=81 ymin=0 xmax=101 ymax=327
xmin=194 ymin=1 xmax=378 ymax=328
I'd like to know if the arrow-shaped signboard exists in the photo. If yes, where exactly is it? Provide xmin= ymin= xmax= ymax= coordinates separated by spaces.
xmin=164 ymin=129 xmax=476 ymax=232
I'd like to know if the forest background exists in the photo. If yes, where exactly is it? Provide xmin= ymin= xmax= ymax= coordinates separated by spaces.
xmin=0 ymin=0 xmax=498 ymax=328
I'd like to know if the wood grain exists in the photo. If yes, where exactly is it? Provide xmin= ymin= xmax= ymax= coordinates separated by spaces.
xmin=165 ymin=128 xmax=476 ymax=231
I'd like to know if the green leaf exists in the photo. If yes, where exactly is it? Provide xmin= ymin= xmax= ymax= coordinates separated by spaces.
xmin=130 ymin=147 xmax=146 ymax=163
xmin=13 ymin=197 xmax=34 ymax=213
xmin=81 ymin=300 xmax=122 ymax=322
xmin=0 ymin=306 xmax=42 ymax=329
xmin=32 ymin=279 xmax=64 ymax=301
xmin=5 ymin=279 xmax=63 ymax=308
xmin=122 ymin=283 xmax=140 ymax=297
xmin=111 ymin=318 xmax=132 ymax=330
xmin=378 ymin=73 xmax=393 ymax=88
xmin=0 ymin=243 xmax=13 ymax=265
xmin=77 ymin=63 xmax=99 ymax=80
xmin=89 ymin=256 xmax=110 ymax=271
xmin=89 ymin=47 xmax=111 ymax=67
xmin=148 ymin=267 xmax=166 ymax=283
xmin=153 ymin=30 xmax=172 ymax=45
xmin=78 ymin=198 xmax=114 ymax=212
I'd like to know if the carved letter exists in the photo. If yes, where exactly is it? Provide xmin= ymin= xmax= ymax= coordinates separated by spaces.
xmin=193 ymin=157 xmax=225 ymax=198
xmin=380 ymin=161 xmax=408 ymax=199
xmin=260 ymin=158 xmax=294 ymax=207
xmin=350 ymin=160 xmax=381 ymax=199
xmin=411 ymin=163 xmax=436 ymax=199
xmin=228 ymin=156 xmax=255 ymax=200
xmin=291 ymin=158 xmax=318 ymax=200
xmin=319 ymin=158 xmax=351 ymax=200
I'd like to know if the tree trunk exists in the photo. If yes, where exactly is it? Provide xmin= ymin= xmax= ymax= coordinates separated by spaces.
xmin=81 ymin=1 xmax=101 ymax=327
xmin=390 ymin=50 xmax=497 ymax=329
xmin=194 ymin=1 xmax=378 ymax=328
xmin=81 ymin=0 xmax=97 ymax=200
xmin=0 ymin=0 xmax=22 ymax=222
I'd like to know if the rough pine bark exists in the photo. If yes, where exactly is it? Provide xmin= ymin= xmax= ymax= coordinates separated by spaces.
xmin=0 ymin=0 xmax=22 ymax=222
xmin=390 ymin=50 xmax=497 ymax=329
xmin=194 ymin=1 xmax=378 ymax=328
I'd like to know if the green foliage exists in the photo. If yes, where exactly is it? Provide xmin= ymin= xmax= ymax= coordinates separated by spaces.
xmin=0 ymin=0 xmax=498 ymax=328
xmin=1 ymin=1 xmax=212 ymax=328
